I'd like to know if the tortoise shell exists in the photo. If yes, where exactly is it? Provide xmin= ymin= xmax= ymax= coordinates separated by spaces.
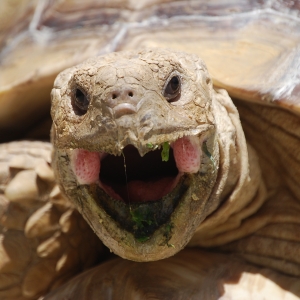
xmin=1 ymin=0 xmax=299 ymax=141
xmin=0 ymin=1 xmax=300 ymax=299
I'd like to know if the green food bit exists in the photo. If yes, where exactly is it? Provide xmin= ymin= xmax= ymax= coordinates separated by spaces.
xmin=165 ymin=223 xmax=173 ymax=233
xmin=161 ymin=142 xmax=170 ymax=162
xmin=130 ymin=209 xmax=154 ymax=243
xmin=137 ymin=236 xmax=150 ymax=243
xmin=130 ymin=210 xmax=145 ymax=228
xmin=130 ymin=209 xmax=153 ymax=228
xmin=146 ymin=143 xmax=154 ymax=149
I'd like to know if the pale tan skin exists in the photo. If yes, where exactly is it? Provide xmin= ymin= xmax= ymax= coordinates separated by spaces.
xmin=1 ymin=0 xmax=300 ymax=299
xmin=0 ymin=144 xmax=299 ymax=300
xmin=51 ymin=49 xmax=300 ymax=276
xmin=1 ymin=1 xmax=300 ymax=141
xmin=51 ymin=49 xmax=263 ymax=262
xmin=1 ymin=49 xmax=300 ymax=299
xmin=0 ymin=142 xmax=105 ymax=299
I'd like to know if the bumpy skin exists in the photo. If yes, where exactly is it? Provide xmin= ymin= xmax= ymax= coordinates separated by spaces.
xmin=1 ymin=143 xmax=299 ymax=299
xmin=50 ymin=49 xmax=300 ymax=279
xmin=0 ymin=142 xmax=105 ymax=299
xmin=2 ymin=49 xmax=300 ymax=299
xmin=1 ymin=0 xmax=300 ymax=143
xmin=51 ymin=49 xmax=217 ymax=260
xmin=51 ymin=49 xmax=264 ymax=262
xmin=220 ymin=100 xmax=300 ymax=277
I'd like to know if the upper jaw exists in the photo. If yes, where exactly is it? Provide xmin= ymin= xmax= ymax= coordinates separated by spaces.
xmin=53 ymin=120 xmax=213 ymax=156
xmin=52 ymin=79 xmax=214 ymax=156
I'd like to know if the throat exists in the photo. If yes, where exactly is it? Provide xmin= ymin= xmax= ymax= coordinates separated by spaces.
xmin=99 ymin=145 xmax=180 ymax=203
xmin=100 ymin=176 xmax=180 ymax=203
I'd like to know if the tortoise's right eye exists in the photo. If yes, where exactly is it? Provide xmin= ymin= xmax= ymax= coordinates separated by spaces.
xmin=72 ymin=87 xmax=89 ymax=115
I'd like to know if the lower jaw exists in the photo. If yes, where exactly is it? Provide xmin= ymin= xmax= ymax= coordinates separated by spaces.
xmin=89 ymin=174 xmax=190 ymax=241
xmin=54 ymin=138 xmax=218 ymax=260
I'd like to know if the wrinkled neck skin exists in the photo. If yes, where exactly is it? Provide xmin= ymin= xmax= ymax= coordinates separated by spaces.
xmin=51 ymin=49 xmax=264 ymax=261
xmin=190 ymin=89 xmax=265 ymax=249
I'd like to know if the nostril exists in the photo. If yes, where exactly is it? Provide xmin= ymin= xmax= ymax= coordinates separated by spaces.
xmin=112 ymin=94 xmax=117 ymax=99
xmin=128 ymin=91 xmax=133 ymax=97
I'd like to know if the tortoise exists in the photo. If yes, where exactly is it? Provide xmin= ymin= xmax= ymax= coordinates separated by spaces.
xmin=0 ymin=0 xmax=300 ymax=299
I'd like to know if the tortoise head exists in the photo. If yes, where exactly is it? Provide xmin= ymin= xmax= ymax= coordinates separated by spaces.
xmin=50 ymin=49 xmax=219 ymax=261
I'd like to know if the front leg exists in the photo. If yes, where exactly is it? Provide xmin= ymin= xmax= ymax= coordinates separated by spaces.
xmin=0 ymin=141 xmax=105 ymax=299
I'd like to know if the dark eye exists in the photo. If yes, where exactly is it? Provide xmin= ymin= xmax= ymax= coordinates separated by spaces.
xmin=72 ymin=87 xmax=89 ymax=115
xmin=164 ymin=75 xmax=181 ymax=102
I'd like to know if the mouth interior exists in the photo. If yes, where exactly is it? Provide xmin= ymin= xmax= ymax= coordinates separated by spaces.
xmin=99 ymin=145 xmax=179 ymax=203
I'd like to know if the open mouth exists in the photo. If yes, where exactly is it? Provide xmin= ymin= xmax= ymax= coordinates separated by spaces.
xmin=69 ymin=136 xmax=202 ymax=240
xmin=99 ymin=145 xmax=180 ymax=203
xmin=70 ymin=135 xmax=202 ymax=203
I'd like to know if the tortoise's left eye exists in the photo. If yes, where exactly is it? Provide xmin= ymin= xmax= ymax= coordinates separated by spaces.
xmin=164 ymin=75 xmax=181 ymax=102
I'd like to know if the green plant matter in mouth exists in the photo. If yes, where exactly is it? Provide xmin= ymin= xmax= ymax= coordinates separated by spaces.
xmin=130 ymin=208 xmax=153 ymax=228
xmin=130 ymin=207 xmax=157 ymax=242
xmin=161 ymin=142 xmax=170 ymax=162
xmin=136 ymin=236 xmax=150 ymax=243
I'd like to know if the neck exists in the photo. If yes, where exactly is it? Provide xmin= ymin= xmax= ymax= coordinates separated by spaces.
xmin=190 ymin=88 xmax=266 ymax=248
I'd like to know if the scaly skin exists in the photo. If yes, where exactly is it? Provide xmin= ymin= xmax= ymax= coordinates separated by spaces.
xmin=1 ymin=142 xmax=299 ymax=300
xmin=1 ymin=49 xmax=300 ymax=299
xmin=0 ymin=142 xmax=105 ymax=299
xmin=51 ymin=49 xmax=264 ymax=261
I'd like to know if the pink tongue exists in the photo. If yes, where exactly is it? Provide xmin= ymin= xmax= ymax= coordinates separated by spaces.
xmin=172 ymin=136 xmax=201 ymax=173
xmin=70 ymin=149 xmax=100 ymax=184
xmin=100 ymin=176 xmax=179 ymax=203
xmin=127 ymin=177 xmax=178 ymax=202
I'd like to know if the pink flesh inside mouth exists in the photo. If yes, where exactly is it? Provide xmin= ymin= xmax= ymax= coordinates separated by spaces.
xmin=70 ymin=136 xmax=202 ymax=203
